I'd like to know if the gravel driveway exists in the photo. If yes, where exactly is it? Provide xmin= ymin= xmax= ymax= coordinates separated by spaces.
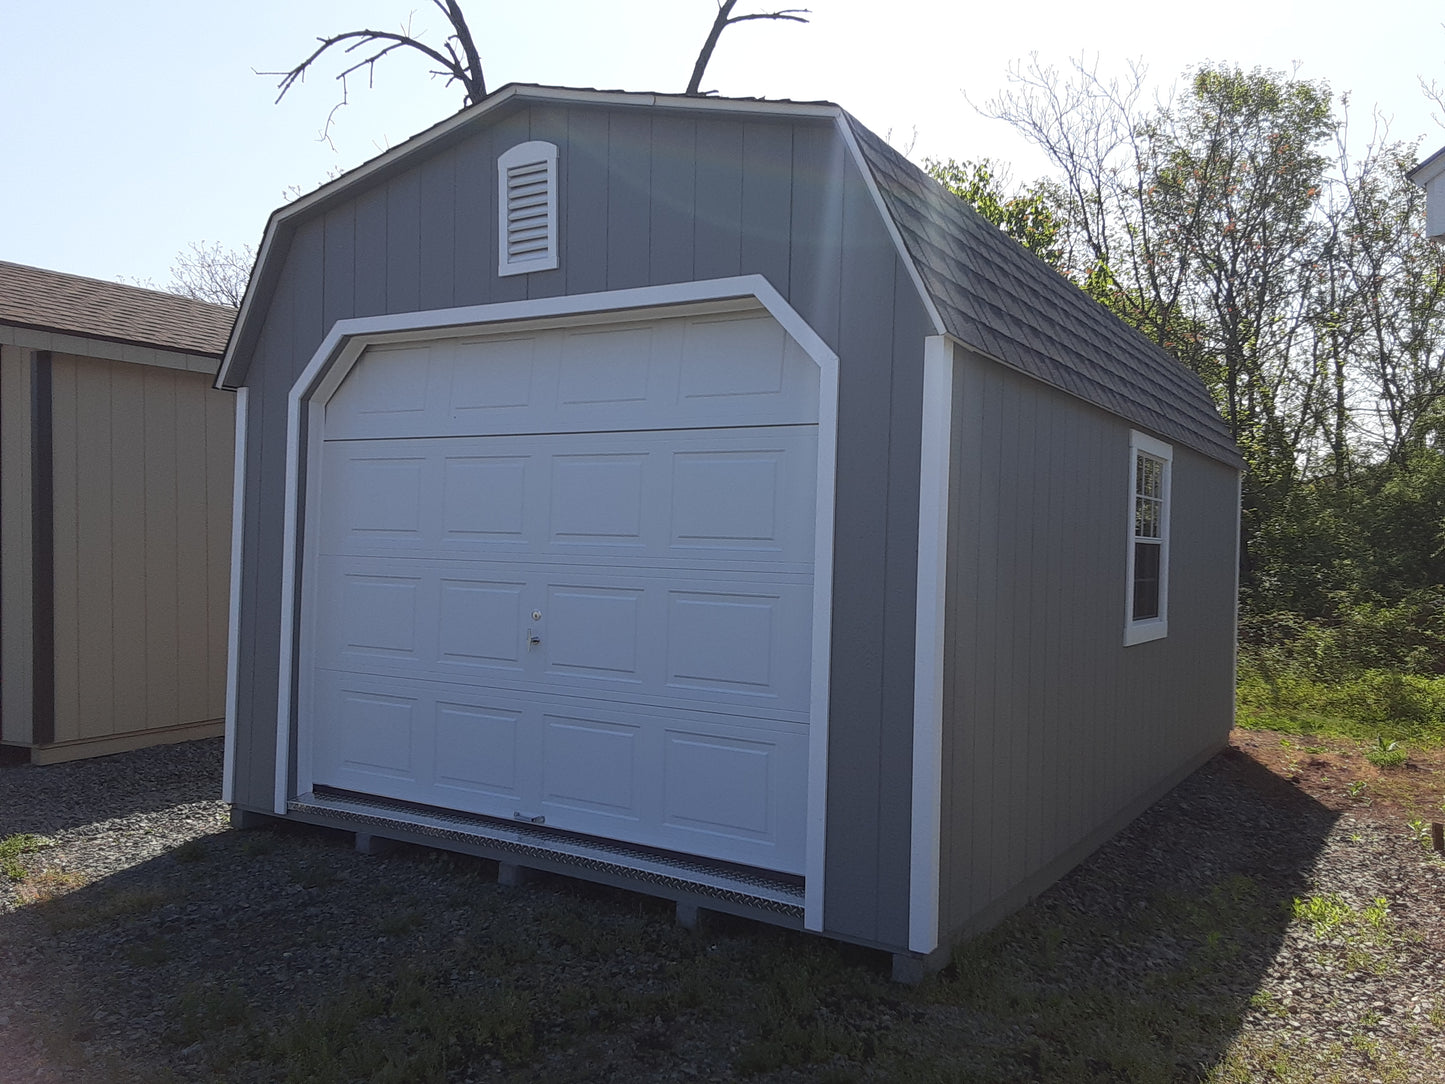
xmin=1 ymin=736 xmax=1442 ymax=1082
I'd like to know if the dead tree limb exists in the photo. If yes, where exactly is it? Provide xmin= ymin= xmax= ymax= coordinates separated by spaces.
xmin=260 ymin=1 xmax=486 ymax=142
xmin=686 ymin=1 xmax=809 ymax=95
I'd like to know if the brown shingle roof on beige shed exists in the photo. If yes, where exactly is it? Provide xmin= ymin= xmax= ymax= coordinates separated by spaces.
xmin=0 ymin=260 xmax=234 ymax=362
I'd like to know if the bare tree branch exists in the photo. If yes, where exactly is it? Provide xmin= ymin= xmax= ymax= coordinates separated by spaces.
xmin=438 ymin=0 xmax=485 ymax=98
xmin=260 ymin=7 xmax=486 ymax=143
xmin=686 ymin=1 xmax=809 ymax=96
xmin=166 ymin=241 xmax=256 ymax=308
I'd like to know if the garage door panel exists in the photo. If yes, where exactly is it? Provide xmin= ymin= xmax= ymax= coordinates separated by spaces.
xmin=433 ymin=700 xmax=527 ymax=798
xmin=557 ymin=324 xmax=661 ymax=408
xmin=669 ymin=451 xmax=780 ymax=546
xmin=309 ymin=669 xmax=808 ymax=871
xmin=548 ymin=453 xmax=647 ymax=545
xmin=678 ymin=313 xmax=788 ymax=399
xmin=307 ymin=309 xmax=819 ymax=875
xmin=331 ymin=573 xmax=423 ymax=662
xmin=445 ymin=335 xmax=538 ymax=416
xmin=440 ymin=456 xmax=530 ymax=541
xmin=543 ymin=586 xmax=643 ymax=683
xmin=311 ymin=672 xmax=541 ymax=818
xmin=438 ymin=578 xmax=526 ymax=669
xmin=657 ymin=718 xmax=806 ymax=870
xmin=320 ymin=429 xmax=815 ymax=567
xmin=541 ymin=713 xmax=642 ymax=819
xmin=665 ymin=591 xmax=779 ymax=694
xmin=325 ymin=342 xmax=435 ymax=435
xmin=315 ymin=556 xmax=812 ymax=711
xmin=312 ymin=679 xmax=425 ymax=788
xmin=324 ymin=313 xmax=816 ymax=441
xmin=329 ymin=455 xmax=426 ymax=541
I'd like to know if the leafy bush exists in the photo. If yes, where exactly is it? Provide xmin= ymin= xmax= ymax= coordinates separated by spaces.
xmin=1241 ymin=590 xmax=1445 ymax=684
xmin=1364 ymin=737 xmax=1408 ymax=769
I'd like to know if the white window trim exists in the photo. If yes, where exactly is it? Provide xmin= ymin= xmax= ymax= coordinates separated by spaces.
xmin=1125 ymin=430 xmax=1171 ymax=646
xmin=497 ymin=140 xmax=558 ymax=277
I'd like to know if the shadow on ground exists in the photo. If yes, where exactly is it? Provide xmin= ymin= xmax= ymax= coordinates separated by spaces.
xmin=0 ymin=740 xmax=1346 ymax=1083
xmin=916 ymin=744 xmax=1343 ymax=1081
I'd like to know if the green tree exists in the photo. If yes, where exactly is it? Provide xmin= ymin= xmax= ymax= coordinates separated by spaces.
xmin=981 ymin=58 xmax=1445 ymax=646
xmin=984 ymin=61 xmax=1362 ymax=606
xmin=924 ymin=157 xmax=1065 ymax=268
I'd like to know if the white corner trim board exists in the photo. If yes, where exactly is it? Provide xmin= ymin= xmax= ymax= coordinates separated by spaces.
xmin=271 ymin=275 xmax=839 ymax=929
xmin=222 ymin=387 xmax=248 ymax=807
xmin=910 ymin=336 xmax=953 ymax=956
xmin=804 ymin=306 xmax=840 ymax=936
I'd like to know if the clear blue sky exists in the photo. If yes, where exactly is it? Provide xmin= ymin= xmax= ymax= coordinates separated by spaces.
xmin=3 ymin=0 xmax=1442 ymax=289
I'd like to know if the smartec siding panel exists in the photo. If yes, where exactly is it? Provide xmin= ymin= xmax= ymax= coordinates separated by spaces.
xmin=938 ymin=351 xmax=1237 ymax=941
xmin=227 ymin=105 xmax=933 ymax=950
xmin=47 ymin=354 xmax=232 ymax=744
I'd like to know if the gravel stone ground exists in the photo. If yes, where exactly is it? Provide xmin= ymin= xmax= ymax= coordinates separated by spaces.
xmin=1 ymin=735 xmax=1442 ymax=1083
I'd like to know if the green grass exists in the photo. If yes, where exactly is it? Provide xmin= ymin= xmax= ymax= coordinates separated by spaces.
xmin=1236 ymin=665 xmax=1445 ymax=748
xmin=0 ymin=833 xmax=54 ymax=880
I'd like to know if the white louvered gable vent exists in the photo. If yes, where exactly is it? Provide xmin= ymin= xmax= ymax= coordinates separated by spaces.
xmin=497 ymin=141 xmax=559 ymax=277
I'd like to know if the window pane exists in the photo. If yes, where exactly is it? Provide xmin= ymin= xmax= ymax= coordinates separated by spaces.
xmin=1135 ymin=496 xmax=1160 ymax=539
xmin=1136 ymin=454 xmax=1162 ymax=500
xmin=1133 ymin=541 xmax=1161 ymax=620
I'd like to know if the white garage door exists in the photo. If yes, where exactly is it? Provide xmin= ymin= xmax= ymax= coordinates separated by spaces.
xmin=301 ymin=309 xmax=819 ymax=874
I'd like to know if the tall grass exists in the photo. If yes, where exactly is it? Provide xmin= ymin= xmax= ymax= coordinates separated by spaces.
xmin=1238 ymin=650 xmax=1445 ymax=747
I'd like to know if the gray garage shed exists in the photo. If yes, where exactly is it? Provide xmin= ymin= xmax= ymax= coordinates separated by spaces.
xmin=218 ymin=85 xmax=1242 ymax=976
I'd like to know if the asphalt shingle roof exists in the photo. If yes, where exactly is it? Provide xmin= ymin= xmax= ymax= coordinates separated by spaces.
xmin=0 ymin=260 xmax=235 ymax=358
xmin=845 ymin=115 xmax=1245 ymax=470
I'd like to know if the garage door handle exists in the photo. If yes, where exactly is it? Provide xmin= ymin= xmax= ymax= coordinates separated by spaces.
xmin=527 ymin=628 xmax=542 ymax=647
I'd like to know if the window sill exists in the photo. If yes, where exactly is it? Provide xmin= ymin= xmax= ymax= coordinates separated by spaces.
xmin=1124 ymin=619 xmax=1168 ymax=646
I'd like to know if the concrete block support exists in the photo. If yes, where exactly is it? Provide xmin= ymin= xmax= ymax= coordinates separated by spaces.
xmin=355 ymin=832 xmax=398 ymax=856
xmin=229 ymin=807 xmax=273 ymax=830
xmin=675 ymin=901 xmax=706 ymax=931
xmin=891 ymin=945 xmax=951 ymax=985
xmin=498 ymin=862 xmax=533 ymax=887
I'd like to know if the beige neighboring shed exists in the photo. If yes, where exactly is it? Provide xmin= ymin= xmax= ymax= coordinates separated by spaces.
xmin=1 ymin=261 xmax=236 ymax=763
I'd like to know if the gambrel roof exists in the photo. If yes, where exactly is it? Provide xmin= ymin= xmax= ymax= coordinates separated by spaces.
xmin=0 ymin=260 xmax=235 ymax=361
xmin=219 ymin=85 xmax=1241 ymax=469
xmin=846 ymin=119 xmax=1243 ymax=468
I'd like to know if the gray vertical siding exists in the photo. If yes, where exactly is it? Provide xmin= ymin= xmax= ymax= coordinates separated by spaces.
xmin=225 ymin=104 xmax=933 ymax=951
xmin=938 ymin=349 xmax=1237 ymax=942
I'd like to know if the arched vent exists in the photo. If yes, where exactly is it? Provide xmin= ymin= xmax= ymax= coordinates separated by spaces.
xmin=497 ymin=141 xmax=559 ymax=277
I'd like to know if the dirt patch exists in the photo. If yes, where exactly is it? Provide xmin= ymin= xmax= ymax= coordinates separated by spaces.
xmin=1230 ymin=727 xmax=1445 ymax=822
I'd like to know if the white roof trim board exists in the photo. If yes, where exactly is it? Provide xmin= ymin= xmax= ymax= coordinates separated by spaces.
xmin=217 ymin=84 xmax=1241 ymax=469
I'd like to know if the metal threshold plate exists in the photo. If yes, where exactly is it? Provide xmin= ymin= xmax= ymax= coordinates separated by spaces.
xmin=291 ymin=787 xmax=805 ymax=917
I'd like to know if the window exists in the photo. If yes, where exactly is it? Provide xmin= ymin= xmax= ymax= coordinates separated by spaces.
xmin=497 ymin=141 xmax=559 ymax=277
xmin=1125 ymin=431 xmax=1171 ymax=645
